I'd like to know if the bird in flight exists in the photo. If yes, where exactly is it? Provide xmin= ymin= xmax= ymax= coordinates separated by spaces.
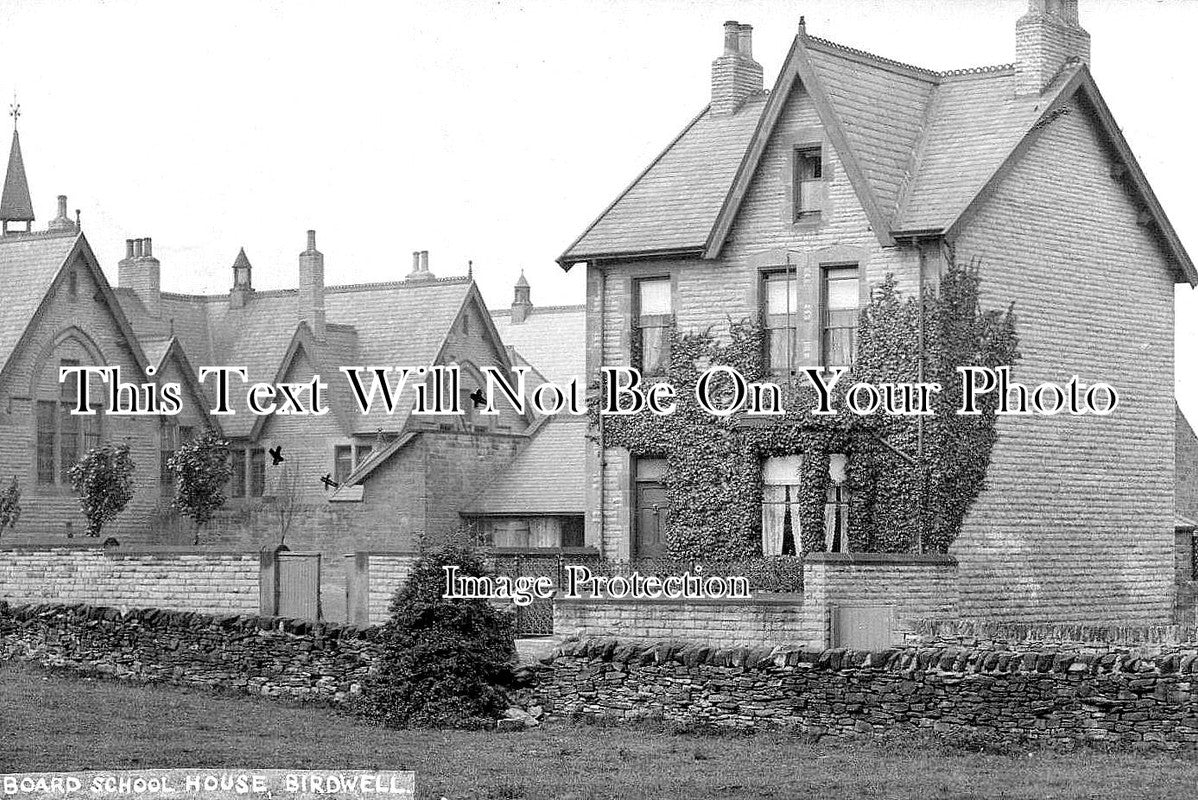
xmin=269 ymin=446 xmax=284 ymax=465
xmin=469 ymin=388 xmax=486 ymax=408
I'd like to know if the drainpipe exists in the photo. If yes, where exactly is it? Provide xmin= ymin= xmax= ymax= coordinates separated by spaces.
xmin=596 ymin=261 xmax=607 ymax=554
xmin=916 ymin=241 xmax=928 ymax=554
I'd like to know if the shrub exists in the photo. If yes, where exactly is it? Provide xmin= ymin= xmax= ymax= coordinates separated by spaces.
xmin=0 ymin=476 xmax=20 ymax=535
xmin=358 ymin=544 xmax=516 ymax=729
xmin=68 ymin=443 xmax=135 ymax=538
xmin=167 ymin=429 xmax=232 ymax=545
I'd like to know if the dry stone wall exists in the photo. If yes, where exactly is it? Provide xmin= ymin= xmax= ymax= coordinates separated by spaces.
xmin=523 ymin=636 xmax=1198 ymax=749
xmin=0 ymin=601 xmax=379 ymax=703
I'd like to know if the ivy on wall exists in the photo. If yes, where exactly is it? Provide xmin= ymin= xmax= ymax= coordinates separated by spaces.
xmin=593 ymin=254 xmax=1019 ymax=558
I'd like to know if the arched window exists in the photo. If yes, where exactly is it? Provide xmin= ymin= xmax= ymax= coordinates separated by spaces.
xmin=33 ymin=334 xmax=104 ymax=487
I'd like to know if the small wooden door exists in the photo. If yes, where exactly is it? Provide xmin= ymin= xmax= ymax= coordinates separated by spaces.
xmin=277 ymin=552 xmax=321 ymax=620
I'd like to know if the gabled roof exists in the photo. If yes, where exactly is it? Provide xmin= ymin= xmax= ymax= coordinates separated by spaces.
xmin=140 ymin=335 xmax=221 ymax=435
xmin=491 ymin=304 xmax=586 ymax=388
xmin=559 ymin=30 xmax=1195 ymax=285
xmin=463 ymin=416 xmax=587 ymax=515
xmin=0 ymin=129 xmax=34 ymax=223
xmin=0 ymin=232 xmax=149 ymax=382
xmin=115 ymin=275 xmax=518 ymax=438
xmin=0 ymin=232 xmax=83 ymax=373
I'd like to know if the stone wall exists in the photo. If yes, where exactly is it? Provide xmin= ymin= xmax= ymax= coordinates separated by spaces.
xmin=555 ymin=595 xmax=814 ymax=649
xmin=0 ymin=602 xmax=377 ymax=703
xmin=0 ymin=546 xmax=261 ymax=615
xmin=804 ymin=553 xmax=960 ymax=646
xmin=554 ymin=555 xmax=958 ymax=649
xmin=344 ymin=551 xmax=421 ymax=626
xmin=524 ymin=636 xmax=1198 ymax=748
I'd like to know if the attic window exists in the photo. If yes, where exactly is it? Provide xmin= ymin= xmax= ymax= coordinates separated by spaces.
xmin=794 ymin=146 xmax=826 ymax=219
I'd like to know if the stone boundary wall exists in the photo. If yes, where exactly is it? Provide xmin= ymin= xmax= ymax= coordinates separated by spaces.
xmin=0 ymin=602 xmax=379 ymax=703
xmin=344 ymin=551 xmax=421 ymax=626
xmin=554 ymin=554 xmax=960 ymax=649
xmin=0 ymin=547 xmax=262 ymax=615
xmin=524 ymin=636 xmax=1198 ymax=749
xmin=555 ymin=595 xmax=814 ymax=649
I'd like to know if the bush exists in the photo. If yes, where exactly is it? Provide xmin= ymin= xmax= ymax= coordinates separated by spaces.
xmin=68 ymin=443 xmax=135 ymax=537
xmin=0 ymin=476 xmax=20 ymax=536
xmin=357 ymin=544 xmax=516 ymax=729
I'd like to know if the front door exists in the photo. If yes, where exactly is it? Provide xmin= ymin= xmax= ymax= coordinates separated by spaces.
xmin=634 ymin=458 xmax=670 ymax=559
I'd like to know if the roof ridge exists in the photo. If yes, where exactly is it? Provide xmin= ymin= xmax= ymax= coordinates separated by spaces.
xmin=804 ymin=35 xmax=939 ymax=77
xmin=158 ymin=275 xmax=472 ymax=302
xmin=806 ymin=34 xmax=1013 ymax=80
xmin=0 ymin=228 xmax=78 ymax=243
xmin=939 ymin=64 xmax=1015 ymax=77
xmin=492 ymin=303 xmax=586 ymax=316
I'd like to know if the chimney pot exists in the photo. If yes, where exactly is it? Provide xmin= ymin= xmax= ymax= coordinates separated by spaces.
xmin=133 ymin=239 xmax=143 ymax=258
xmin=144 ymin=237 xmax=152 ymax=258
xmin=420 ymin=250 xmax=429 ymax=272
xmin=723 ymin=20 xmax=740 ymax=55
xmin=56 ymin=195 xmax=67 ymax=217
xmin=412 ymin=251 xmax=421 ymax=272
xmin=125 ymin=239 xmax=135 ymax=259
xmin=307 ymin=229 xmax=317 ymax=251
xmin=737 ymin=24 xmax=753 ymax=59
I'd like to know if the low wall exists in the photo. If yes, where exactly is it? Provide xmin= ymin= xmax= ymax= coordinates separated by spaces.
xmin=345 ymin=551 xmax=421 ymax=626
xmin=0 ymin=602 xmax=378 ymax=703
xmin=553 ymin=554 xmax=959 ymax=649
xmin=0 ymin=546 xmax=262 ymax=615
xmin=525 ymin=636 xmax=1198 ymax=748
xmin=555 ymin=595 xmax=814 ymax=648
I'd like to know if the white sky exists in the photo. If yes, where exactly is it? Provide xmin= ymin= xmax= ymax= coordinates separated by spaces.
xmin=0 ymin=0 xmax=1194 ymax=418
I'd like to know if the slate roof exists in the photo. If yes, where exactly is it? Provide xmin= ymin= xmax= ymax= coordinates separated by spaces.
xmin=560 ymin=30 xmax=1194 ymax=284
xmin=0 ymin=231 xmax=82 ymax=374
xmin=464 ymin=416 xmax=587 ymax=515
xmin=561 ymin=95 xmax=767 ymax=262
xmin=491 ymin=304 xmax=587 ymax=388
xmin=0 ymin=129 xmax=34 ymax=222
xmin=117 ymin=277 xmax=478 ymax=437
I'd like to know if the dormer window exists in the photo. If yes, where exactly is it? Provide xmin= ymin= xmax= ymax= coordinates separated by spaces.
xmin=794 ymin=146 xmax=825 ymax=219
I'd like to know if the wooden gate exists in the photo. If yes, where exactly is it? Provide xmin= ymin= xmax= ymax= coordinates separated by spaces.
xmin=276 ymin=552 xmax=322 ymax=620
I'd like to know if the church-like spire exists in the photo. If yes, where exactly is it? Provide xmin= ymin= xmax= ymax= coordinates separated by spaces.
xmin=1 ymin=99 xmax=34 ymax=234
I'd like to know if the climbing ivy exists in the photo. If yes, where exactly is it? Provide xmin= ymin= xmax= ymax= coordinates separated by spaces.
xmin=593 ymin=253 xmax=1019 ymax=557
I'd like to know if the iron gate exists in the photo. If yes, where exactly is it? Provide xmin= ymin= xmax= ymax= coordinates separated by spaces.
xmin=489 ymin=553 xmax=580 ymax=637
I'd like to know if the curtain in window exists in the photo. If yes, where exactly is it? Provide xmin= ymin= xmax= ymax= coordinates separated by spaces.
xmin=762 ymin=456 xmax=802 ymax=556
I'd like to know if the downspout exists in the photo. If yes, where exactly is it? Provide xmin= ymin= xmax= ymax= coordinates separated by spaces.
xmin=596 ymin=261 xmax=606 ymax=554
xmin=916 ymin=240 xmax=927 ymax=553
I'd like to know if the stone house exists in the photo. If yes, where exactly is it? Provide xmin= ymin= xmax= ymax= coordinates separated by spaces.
xmin=559 ymin=2 xmax=1196 ymax=624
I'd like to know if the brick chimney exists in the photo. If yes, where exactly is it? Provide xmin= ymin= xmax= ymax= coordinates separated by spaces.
xmin=1015 ymin=0 xmax=1090 ymax=95
xmin=298 ymin=230 xmax=326 ymax=341
xmin=511 ymin=270 xmax=532 ymax=325
xmin=118 ymin=237 xmax=160 ymax=317
xmin=711 ymin=21 xmax=763 ymax=115
xmin=47 ymin=194 xmax=76 ymax=233
xmin=406 ymin=250 xmax=435 ymax=282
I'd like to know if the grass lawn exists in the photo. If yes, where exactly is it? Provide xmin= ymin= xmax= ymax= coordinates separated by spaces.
xmin=4 ymin=662 xmax=1198 ymax=799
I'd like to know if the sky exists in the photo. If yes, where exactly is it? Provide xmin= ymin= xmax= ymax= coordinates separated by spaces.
xmin=0 ymin=0 xmax=1194 ymax=418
